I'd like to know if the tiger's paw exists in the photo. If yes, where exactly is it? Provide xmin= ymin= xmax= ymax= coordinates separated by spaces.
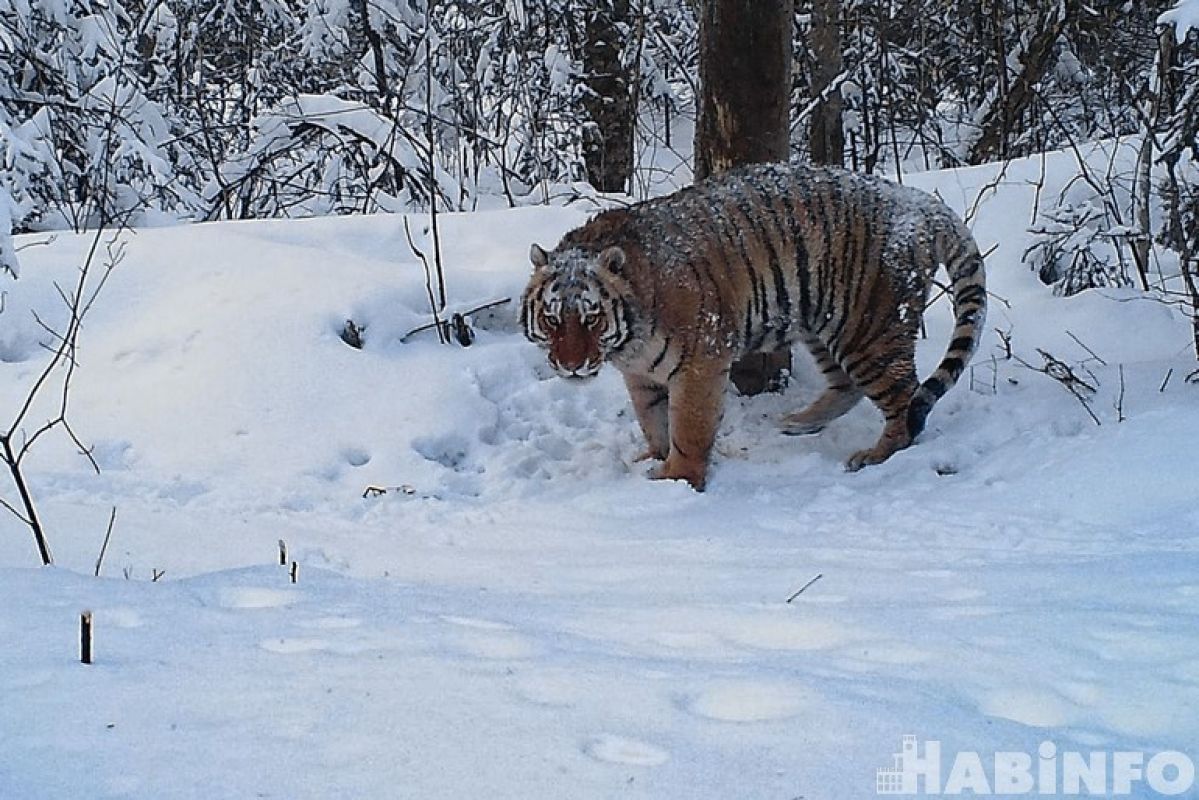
xmin=779 ymin=419 xmax=826 ymax=436
xmin=844 ymin=448 xmax=887 ymax=472
xmin=633 ymin=447 xmax=667 ymax=463
xmin=649 ymin=459 xmax=707 ymax=492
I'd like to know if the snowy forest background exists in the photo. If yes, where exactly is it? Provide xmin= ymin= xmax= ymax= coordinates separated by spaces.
xmin=5 ymin=4 xmax=1199 ymax=797
xmin=2 ymin=0 xmax=1198 ymax=341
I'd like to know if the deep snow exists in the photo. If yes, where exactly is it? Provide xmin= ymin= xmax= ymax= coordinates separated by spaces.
xmin=2 ymin=143 xmax=1198 ymax=799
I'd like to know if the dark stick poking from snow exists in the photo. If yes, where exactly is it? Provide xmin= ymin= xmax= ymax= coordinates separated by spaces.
xmin=1015 ymin=349 xmax=1101 ymax=426
xmin=400 ymin=298 xmax=510 ymax=344
xmin=403 ymin=216 xmax=447 ymax=345
xmin=1066 ymin=330 xmax=1107 ymax=366
xmin=1116 ymin=364 xmax=1126 ymax=423
xmin=93 ymin=506 xmax=117 ymax=577
xmin=786 ymin=574 xmax=824 ymax=604
xmin=80 ymin=611 xmax=93 ymax=665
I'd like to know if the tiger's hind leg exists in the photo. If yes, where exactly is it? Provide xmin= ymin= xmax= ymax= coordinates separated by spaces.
xmin=841 ymin=339 xmax=920 ymax=471
xmin=780 ymin=334 xmax=863 ymax=435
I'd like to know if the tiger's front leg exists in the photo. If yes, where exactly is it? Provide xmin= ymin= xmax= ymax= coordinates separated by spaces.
xmin=650 ymin=358 xmax=732 ymax=491
xmin=623 ymin=373 xmax=669 ymax=462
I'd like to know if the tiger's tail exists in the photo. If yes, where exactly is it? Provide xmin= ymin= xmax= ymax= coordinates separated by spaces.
xmin=906 ymin=227 xmax=987 ymax=439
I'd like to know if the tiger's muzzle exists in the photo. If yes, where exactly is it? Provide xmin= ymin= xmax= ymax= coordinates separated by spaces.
xmin=547 ymin=314 xmax=604 ymax=379
xmin=550 ymin=357 xmax=603 ymax=380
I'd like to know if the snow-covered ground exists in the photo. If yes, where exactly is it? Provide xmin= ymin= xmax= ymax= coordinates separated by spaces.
xmin=2 ymin=146 xmax=1198 ymax=799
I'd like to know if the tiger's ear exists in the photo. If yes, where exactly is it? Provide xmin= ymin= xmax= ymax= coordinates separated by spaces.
xmin=529 ymin=243 xmax=550 ymax=269
xmin=598 ymin=246 xmax=625 ymax=274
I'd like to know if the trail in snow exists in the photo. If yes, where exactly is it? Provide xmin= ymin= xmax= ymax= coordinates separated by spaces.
xmin=1 ymin=143 xmax=1197 ymax=798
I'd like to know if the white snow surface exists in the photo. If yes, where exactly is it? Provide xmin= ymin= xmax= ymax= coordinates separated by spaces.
xmin=2 ymin=148 xmax=1198 ymax=799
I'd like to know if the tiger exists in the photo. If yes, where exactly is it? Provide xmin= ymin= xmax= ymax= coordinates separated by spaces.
xmin=520 ymin=161 xmax=986 ymax=490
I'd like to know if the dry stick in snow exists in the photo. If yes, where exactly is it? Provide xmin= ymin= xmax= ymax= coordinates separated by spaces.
xmin=1160 ymin=368 xmax=1173 ymax=393
xmin=970 ymin=354 xmax=1000 ymax=396
xmin=400 ymin=298 xmax=511 ymax=343
xmin=1065 ymin=330 xmax=1107 ymax=366
xmin=1030 ymin=149 xmax=1048 ymax=228
xmin=94 ymin=507 xmax=117 ymax=577
xmin=995 ymin=328 xmax=1014 ymax=360
xmin=1 ymin=230 xmax=124 ymax=566
xmin=14 ymin=235 xmax=57 ymax=254
xmin=80 ymin=611 xmax=93 ymax=665
xmin=786 ymin=574 xmax=824 ymax=604
xmin=1015 ymin=349 xmax=1101 ymax=426
xmin=423 ymin=29 xmax=447 ymax=313
xmin=1116 ymin=364 xmax=1126 ymax=423
xmin=965 ymin=158 xmax=1014 ymax=229
xmin=1 ymin=47 xmax=135 ymax=565
xmin=403 ymin=216 xmax=447 ymax=344
xmin=278 ymin=539 xmax=288 ymax=566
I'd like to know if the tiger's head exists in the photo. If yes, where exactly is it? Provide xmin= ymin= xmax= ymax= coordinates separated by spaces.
xmin=519 ymin=242 xmax=636 ymax=380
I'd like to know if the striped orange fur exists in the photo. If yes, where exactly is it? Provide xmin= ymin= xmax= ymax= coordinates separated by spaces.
xmin=520 ymin=162 xmax=986 ymax=490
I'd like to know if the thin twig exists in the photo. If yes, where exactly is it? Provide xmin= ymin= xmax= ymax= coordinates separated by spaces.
xmin=0 ymin=68 xmax=133 ymax=565
xmin=965 ymin=158 xmax=1013 ymax=228
xmin=14 ymin=235 xmax=57 ymax=253
xmin=400 ymin=298 xmax=511 ymax=343
xmin=1014 ymin=349 xmax=1101 ymax=426
xmin=424 ymin=34 xmax=447 ymax=313
xmin=785 ymin=574 xmax=824 ymax=604
xmin=403 ymin=216 xmax=447 ymax=344
xmin=0 ymin=494 xmax=31 ymax=526
xmin=1115 ymin=364 xmax=1126 ymax=423
xmin=995 ymin=327 xmax=1014 ymax=360
xmin=1065 ymin=330 xmax=1107 ymax=366
xmin=94 ymin=507 xmax=117 ymax=577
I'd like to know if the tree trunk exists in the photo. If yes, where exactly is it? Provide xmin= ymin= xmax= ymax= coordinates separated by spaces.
xmin=582 ymin=0 xmax=635 ymax=193
xmin=808 ymin=0 xmax=844 ymax=167
xmin=1154 ymin=22 xmax=1199 ymax=358
xmin=966 ymin=0 xmax=1069 ymax=165
xmin=695 ymin=0 xmax=794 ymax=395
xmin=350 ymin=0 xmax=390 ymax=105
xmin=1131 ymin=25 xmax=1173 ymax=292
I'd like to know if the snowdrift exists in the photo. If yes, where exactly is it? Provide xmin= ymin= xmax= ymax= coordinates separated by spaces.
xmin=1 ymin=146 xmax=1197 ymax=799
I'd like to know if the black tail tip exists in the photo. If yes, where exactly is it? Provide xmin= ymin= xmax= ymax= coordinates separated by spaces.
xmin=907 ymin=386 xmax=940 ymax=439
